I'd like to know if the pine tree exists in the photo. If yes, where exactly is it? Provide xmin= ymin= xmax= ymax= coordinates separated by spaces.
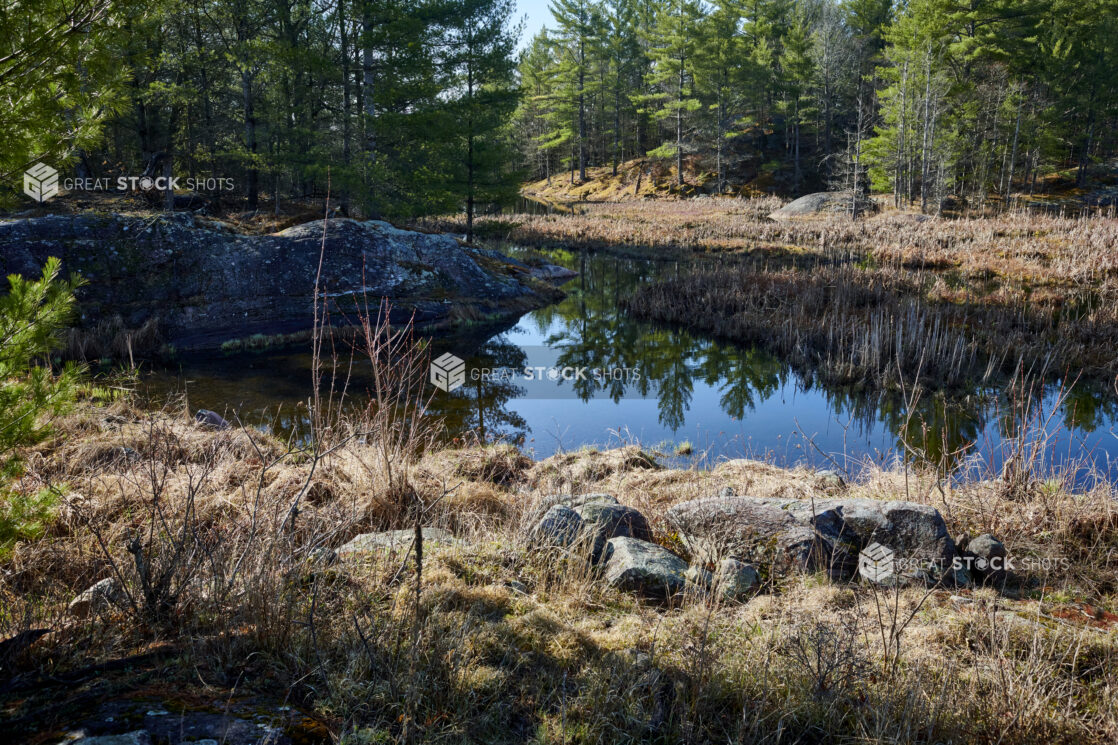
xmin=694 ymin=0 xmax=747 ymax=194
xmin=447 ymin=0 xmax=522 ymax=241
xmin=0 ymin=0 xmax=136 ymax=201
xmin=517 ymin=31 xmax=561 ymax=183
xmin=550 ymin=0 xmax=602 ymax=182
xmin=780 ymin=7 xmax=816 ymax=193
xmin=644 ymin=0 xmax=703 ymax=186
xmin=603 ymin=0 xmax=642 ymax=175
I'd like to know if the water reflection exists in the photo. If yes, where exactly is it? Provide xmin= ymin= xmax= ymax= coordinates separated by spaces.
xmin=140 ymin=248 xmax=1118 ymax=482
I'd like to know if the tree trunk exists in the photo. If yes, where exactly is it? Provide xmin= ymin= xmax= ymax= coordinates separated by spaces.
xmin=792 ymin=98 xmax=801 ymax=194
xmin=362 ymin=13 xmax=379 ymax=217
xmin=338 ymin=0 xmax=353 ymax=212
xmin=1077 ymin=107 xmax=1095 ymax=188
xmin=578 ymin=38 xmax=586 ymax=182
xmin=895 ymin=60 xmax=908 ymax=208
xmin=1004 ymin=93 xmax=1023 ymax=207
xmin=920 ymin=51 xmax=932 ymax=214
xmin=717 ymin=86 xmax=726 ymax=194
xmin=676 ymin=56 xmax=684 ymax=187
xmin=613 ymin=72 xmax=621 ymax=177
xmin=466 ymin=48 xmax=475 ymax=243
xmin=852 ymin=95 xmax=865 ymax=220
xmin=242 ymin=69 xmax=258 ymax=210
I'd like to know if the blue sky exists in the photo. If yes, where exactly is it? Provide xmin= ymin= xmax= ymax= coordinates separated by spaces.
xmin=515 ymin=0 xmax=553 ymax=49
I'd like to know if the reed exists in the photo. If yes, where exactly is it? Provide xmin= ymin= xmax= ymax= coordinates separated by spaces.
xmin=623 ymin=259 xmax=1118 ymax=391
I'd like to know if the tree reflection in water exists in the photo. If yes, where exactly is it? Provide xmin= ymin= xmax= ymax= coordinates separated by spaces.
xmin=429 ymin=249 xmax=1118 ymax=479
xmin=141 ymin=248 xmax=1118 ymax=481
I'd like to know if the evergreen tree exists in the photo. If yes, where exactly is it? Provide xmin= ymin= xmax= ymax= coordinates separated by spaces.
xmin=0 ymin=0 xmax=137 ymax=201
xmin=447 ymin=0 xmax=522 ymax=241
xmin=549 ymin=0 xmax=602 ymax=182
xmin=644 ymin=0 xmax=703 ymax=186
xmin=694 ymin=0 xmax=748 ymax=193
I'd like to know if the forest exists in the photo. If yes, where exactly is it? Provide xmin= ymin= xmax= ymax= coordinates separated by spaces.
xmin=4 ymin=0 xmax=1118 ymax=220
xmin=4 ymin=3 xmax=1118 ymax=745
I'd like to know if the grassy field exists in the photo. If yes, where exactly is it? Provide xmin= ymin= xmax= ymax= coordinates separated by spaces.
xmin=2 ymin=395 xmax=1116 ymax=744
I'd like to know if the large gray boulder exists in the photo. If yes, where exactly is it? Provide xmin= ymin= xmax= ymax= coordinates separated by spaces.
xmin=532 ymin=494 xmax=651 ymax=563
xmin=574 ymin=500 xmax=653 ymax=562
xmin=0 ymin=214 xmax=552 ymax=352
xmin=834 ymin=498 xmax=965 ymax=586
xmin=663 ymin=497 xmax=833 ymax=574
xmin=768 ymin=192 xmax=878 ymax=220
xmin=533 ymin=504 xmax=583 ymax=548
xmin=602 ymin=537 xmax=688 ymax=597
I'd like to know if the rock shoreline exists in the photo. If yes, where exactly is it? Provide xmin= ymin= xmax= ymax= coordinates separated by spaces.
xmin=0 ymin=213 xmax=561 ymax=353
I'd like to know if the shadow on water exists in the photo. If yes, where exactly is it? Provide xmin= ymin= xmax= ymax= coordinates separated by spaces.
xmin=139 ymin=247 xmax=1118 ymax=485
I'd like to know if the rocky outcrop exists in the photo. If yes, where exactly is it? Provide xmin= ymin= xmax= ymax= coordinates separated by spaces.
xmin=0 ymin=213 xmax=557 ymax=352
xmin=768 ymin=192 xmax=878 ymax=220
xmin=666 ymin=494 xmax=968 ymax=586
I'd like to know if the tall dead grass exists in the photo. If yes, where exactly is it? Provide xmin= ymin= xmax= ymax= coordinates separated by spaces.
xmin=624 ymin=260 xmax=1118 ymax=390
xmin=2 ymin=398 xmax=1117 ymax=743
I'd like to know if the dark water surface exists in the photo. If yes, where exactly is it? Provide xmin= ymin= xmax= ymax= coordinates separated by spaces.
xmin=140 ymin=248 xmax=1118 ymax=484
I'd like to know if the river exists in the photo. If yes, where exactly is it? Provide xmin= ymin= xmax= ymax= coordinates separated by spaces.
xmin=141 ymin=246 xmax=1118 ymax=485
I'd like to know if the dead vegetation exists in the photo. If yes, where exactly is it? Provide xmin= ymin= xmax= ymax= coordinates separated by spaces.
xmin=437 ymin=201 xmax=1118 ymax=289
xmin=2 ymin=396 xmax=1117 ymax=743
xmin=438 ymin=199 xmax=1118 ymax=392
xmin=623 ymin=261 xmax=1118 ymax=389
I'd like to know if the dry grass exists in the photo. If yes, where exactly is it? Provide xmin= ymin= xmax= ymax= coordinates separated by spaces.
xmin=438 ymin=198 xmax=1118 ymax=390
xmin=623 ymin=262 xmax=1118 ymax=388
xmin=433 ymin=201 xmax=1118 ymax=290
xmin=2 ymin=403 xmax=1116 ymax=743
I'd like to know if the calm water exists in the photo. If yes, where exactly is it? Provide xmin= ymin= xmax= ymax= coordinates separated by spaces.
xmin=141 ymin=248 xmax=1118 ymax=484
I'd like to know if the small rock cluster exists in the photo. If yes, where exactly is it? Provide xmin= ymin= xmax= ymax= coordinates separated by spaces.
xmin=532 ymin=493 xmax=760 ymax=600
xmin=63 ymin=491 xmax=1006 ymax=617
xmin=532 ymin=489 xmax=1002 ymax=601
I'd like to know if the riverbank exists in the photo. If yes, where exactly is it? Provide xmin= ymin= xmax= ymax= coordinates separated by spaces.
xmin=0 ymin=210 xmax=564 ymax=358
xmin=2 ymin=401 xmax=1116 ymax=743
xmin=431 ymin=202 xmax=1118 ymax=394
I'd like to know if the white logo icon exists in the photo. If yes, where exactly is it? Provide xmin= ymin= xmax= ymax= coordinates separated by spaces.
xmin=858 ymin=542 xmax=897 ymax=583
xmin=23 ymin=162 xmax=59 ymax=203
xmin=430 ymin=352 xmax=466 ymax=392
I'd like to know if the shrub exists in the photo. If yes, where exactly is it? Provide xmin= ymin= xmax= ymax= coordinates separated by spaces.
xmin=0 ymin=257 xmax=82 ymax=556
